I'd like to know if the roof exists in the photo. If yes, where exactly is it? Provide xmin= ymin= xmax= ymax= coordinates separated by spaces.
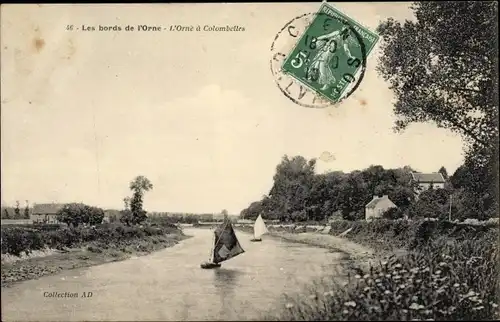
xmin=411 ymin=172 xmax=445 ymax=183
xmin=365 ymin=195 xmax=396 ymax=209
xmin=32 ymin=203 xmax=65 ymax=215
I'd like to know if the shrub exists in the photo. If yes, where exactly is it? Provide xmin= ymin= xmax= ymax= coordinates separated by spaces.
xmin=56 ymin=203 xmax=105 ymax=227
xmin=1 ymin=222 xmax=182 ymax=256
xmin=119 ymin=210 xmax=134 ymax=226
xmin=382 ymin=207 xmax=406 ymax=220
xmin=329 ymin=219 xmax=498 ymax=252
xmin=277 ymin=233 xmax=499 ymax=321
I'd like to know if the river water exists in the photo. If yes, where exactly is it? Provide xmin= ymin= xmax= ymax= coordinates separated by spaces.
xmin=1 ymin=228 xmax=346 ymax=321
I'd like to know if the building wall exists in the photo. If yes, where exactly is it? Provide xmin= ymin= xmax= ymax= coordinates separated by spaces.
xmin=365 ymin=199 xmax=397 ymax=221
xmin=365 ymin=208 xmax=378 ymax=221
xmin=421 ymin=182 xmax=445 ymax=190
xmin=31 ymin=214 xmax=59 ymax=224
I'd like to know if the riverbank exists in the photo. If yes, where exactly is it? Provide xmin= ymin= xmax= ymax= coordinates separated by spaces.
xmin=1 ymin=224 xmax=190 ymax=288
xmin=265 ymin=219 xmax=499 ymax=321
xmin=236 ymin=225 xmax=381 ymax=265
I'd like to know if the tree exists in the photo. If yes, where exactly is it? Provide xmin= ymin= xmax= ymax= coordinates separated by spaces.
xmin=86 ymin=206 xmax=105 ymax=225
xmin=3 ymin=208 xmax=10 ymax=219
xmin=14 ymin=201 xmax=20 ymax=219
xmin=119 ymin=196 xmax=133 ymax=226
xmin=387 ymin=186 xmax=415 ymax=209
xmin=128 ymin=175 xmax=153 ymax=224
xmin=382 ymin=207 xmax=405 ymax=220
xmin=57 ymin=203 xmax=104 ymax=227
xmin=268 ymin=155 xmax=317 ymax=221
xmin=120 ymin=209 xmax=133 ymax=226
xmin=123 ymin=197 xmax=131 ymax=210
xmin=240 ymin=201 xmax=264 ymax=221
xmin=438 ymin=166 xmax=449 ymax=180
xmin=337 ymin=171 xmax=370 ymax=220
xmin=377 ymin=2 xmax=498 ymax=219
xmin=24 ymin=200 xmax=30 ymax=219
xmin=377 ymin=2 xmax=497 ymax=150
xmin=407 ymin=188 xmax=451 ymax=220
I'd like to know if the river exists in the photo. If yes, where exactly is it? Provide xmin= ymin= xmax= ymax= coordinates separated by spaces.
xmin=1 ymin=228 xmax=347 ymax=321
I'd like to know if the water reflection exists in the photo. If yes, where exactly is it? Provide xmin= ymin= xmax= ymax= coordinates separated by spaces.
xmin=1 ymin=228 xmax=345 ymax=321
xmin=213 ymin=268 xmax=243 ymax=320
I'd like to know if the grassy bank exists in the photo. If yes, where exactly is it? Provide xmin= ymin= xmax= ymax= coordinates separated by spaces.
xmin=267 ymin=219 xmax=499 ymax=320
xmin=1 ymin=222 xmax=189 ymax=287
xmin=328 ymin=219 xmax=498 ymax=252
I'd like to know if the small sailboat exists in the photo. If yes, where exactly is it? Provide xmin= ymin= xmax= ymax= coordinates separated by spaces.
xmin=201 ymin=217 xmax=245 ymax=269
xmin=250 ymin=214 xmax=268 ymax=242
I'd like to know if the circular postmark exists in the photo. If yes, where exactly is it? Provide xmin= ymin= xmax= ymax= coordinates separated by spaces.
xmin=270 ymin=10 xmax=368 ymax=109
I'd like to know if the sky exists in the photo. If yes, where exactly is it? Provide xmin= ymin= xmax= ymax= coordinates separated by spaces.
xmin=1 ymin=3 xmax=465 ymax=214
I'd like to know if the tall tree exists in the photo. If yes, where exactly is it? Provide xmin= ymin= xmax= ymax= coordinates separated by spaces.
xmin=123 ymin=197 xmax=131 ymax=210
xmin=377 ymin=1 xmax=497 ymax=150
xmin=129 ymin=175 xmax=153 ymax=224
xmin=377 ymin=1 xmax=498 ymax=218
xmin=268 ymin=155 xmax=317 ymax=221
xmin=438 ymin=166 xmax=449 ymax=180
xmin=14 ymin=201 xmax=20 ymax=219
xmin=24 ymin=200 xmax=30 ymax=219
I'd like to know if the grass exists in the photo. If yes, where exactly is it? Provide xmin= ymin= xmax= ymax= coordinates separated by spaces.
xmin=273 ymin=235 xmax=499 ymax=320
xmin=1 ymin=222 xmax=182 ymax=256
xmin=328 ymin=219 xmax=498 ymax=252
xmin=262 ymin=219 xmax=500 ymax=321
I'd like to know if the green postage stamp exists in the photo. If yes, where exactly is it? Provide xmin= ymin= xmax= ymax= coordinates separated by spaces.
xmin=281 ymin=2 xmax=380 ymax=105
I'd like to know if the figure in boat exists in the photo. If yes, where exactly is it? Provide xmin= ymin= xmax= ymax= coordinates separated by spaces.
xmin=201 ymin=214 xmax=245 ymax=269
xmin=250 ymin=214 xmax=268 ymax=242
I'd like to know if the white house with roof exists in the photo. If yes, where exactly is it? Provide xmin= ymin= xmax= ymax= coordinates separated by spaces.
xmin=31 ymin=203 xmax=65 ymax=224
xmin=411 ymin=172 xmax=446 ymax=196
xmin=365 ymin=195 xmax=397 ymax=221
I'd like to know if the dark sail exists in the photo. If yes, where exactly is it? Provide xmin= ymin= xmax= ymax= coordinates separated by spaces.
xmin=212 ymin=219 xmax=245 ymax=264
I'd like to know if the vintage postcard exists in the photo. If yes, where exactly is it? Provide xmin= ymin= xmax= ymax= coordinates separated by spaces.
xmin=1 ymin=2 xmax=498 ymax=321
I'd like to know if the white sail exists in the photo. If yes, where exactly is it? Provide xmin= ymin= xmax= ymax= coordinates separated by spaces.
xmin=253 ymin=214 xmax=268 ymax=239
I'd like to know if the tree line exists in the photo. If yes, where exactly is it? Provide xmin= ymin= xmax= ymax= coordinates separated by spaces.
xmin=375 ymin=2 xmax=498 ymax=220
xmin=1 ymin=175 xmax=155 ymax=227
xmin=59 ymin=175 xmax=155 ymax=227
xmin=241 ymin=2 xmax=498 ymax=223
xmin=240 ymin=156 xmax=496 ymax=222
xmin=1 ymin=200 xmax=30 ymax=219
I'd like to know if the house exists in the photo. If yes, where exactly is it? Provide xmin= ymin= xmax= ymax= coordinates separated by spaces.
xmin=365 ymin=195 xmax=397 ymax=221
xmin=31 ymin=203 xmax=65 ymax=224
xmin=411 ymin=172 xmax=446 ymax=195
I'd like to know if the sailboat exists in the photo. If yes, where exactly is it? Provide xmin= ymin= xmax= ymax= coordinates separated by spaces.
xmin=250 ymin=214 xmax=268 ymax=242
xmin=200 ymin=217 xmax=245 ymax=269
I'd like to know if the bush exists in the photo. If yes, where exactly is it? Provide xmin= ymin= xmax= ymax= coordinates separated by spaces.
xmin=329 ymin=219 xmax=498 ymax=252
xmin=56 ymin=203 xmax=104 ymax=227
xmin=382 ymin=207 xmax=406 ymax=220
xmin=119 ymin=210 xmax=133 ymax=226
xmin=277 ymin=232 xmax=499 ymax=321
xmin=1 ymin=222 xmax=182 ymax=256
